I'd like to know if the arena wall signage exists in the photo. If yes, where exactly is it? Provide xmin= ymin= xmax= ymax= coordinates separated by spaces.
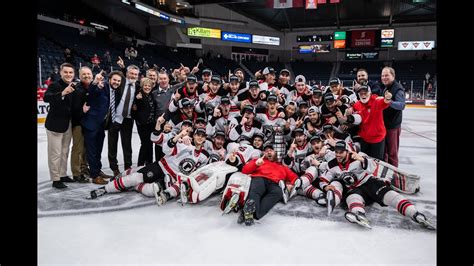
xmin=135 ymin=3 xmax=183 ymax=24
xmin=252 ymin=35 xmax=280 ymax=46
xmin=345 ymin=51 xmax=379 ymax=60
xmin=221 ymin=31 xmax=252 ymax=43
xmin=351 ymin=30 xmax=376 ymax=48
xmin=333 ymin=40 xmax=346 ymax=49
xmin=334 ymin=31 xmax=346 ymax=40
xmin=299 ymin=44 xmax=331 ymax=54
xmin=381 ymin=29 xmax=395 ymax=47
xmin=187 ymin=27 xmax=221 ymax=38
xmin=398 ymin=41 xmax=435 ymax=50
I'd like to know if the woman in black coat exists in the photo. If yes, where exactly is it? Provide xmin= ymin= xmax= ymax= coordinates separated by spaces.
xmin=132 ymin=78 xmax=157 ymax=166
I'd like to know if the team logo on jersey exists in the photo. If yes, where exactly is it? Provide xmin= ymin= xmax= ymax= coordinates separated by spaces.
xmin=146 ymin=171 xmax=154 ymax=178
xmin=208 ymin=154 xmax=221 ymax=163
xmin=179 ymin=158 xmax=196 ymax=175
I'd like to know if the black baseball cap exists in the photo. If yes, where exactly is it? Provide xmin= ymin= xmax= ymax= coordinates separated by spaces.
xmin=263 ymin=67 xmax=275 ymax=75
xmin=297 ymin=99 xmax=308 ymax=107
xmin=329 ymin=78 xmax=341 ymax=86
xmin=195 ymin=117 xmax=207 ymax=124
xmin=324 ymin=93 xmax=335 ymax=102
xmin=220 ymin=96 xmax=231 ymax=105
xmin=267 ymin=94 xmax=278 ymax=103
xmin=334 ymin=140 xmax=348 ymax=151
xmin=241 ymin=104 xmax=255 ymax=115
xmin=310 ymin=134 xmax=322 ymax=143
xmin=181 ymin=120 xmax=193 ymax=127
xmin=202 ymin=69 xmax=212 ymax=75
xmin=311 ymin=86 xmax=323 ymax=95
xmin=322 ymin=124 xmax=334 ymax=132
xmin=263 ymin=143 xmax=274 ymax=150
xmin=358 ymin=85 xmax=371 ymax=93
xmin=194 ymin=128 xmax=207 ymax=136
xmin=248 ymin=80 xmax=259 ymax=88
xmin=211 ymin=75 xmax=221 ymax=84
xmin=187 ymin=75 xmax=197 ymax=84
xmin=253 ymin=132 xmax=265 ymax=141
xmin=280 ymin=69 xmax=290 ymax=75
xmin=293 ymin=128 xmax=304 ymax=135
xmin=180 ymin=98 xmax=193 ymax=108
xmin=229 ymin=75 xmax=239 ymax=83
xmin=214 ymin=130 xmax=226 ymax=138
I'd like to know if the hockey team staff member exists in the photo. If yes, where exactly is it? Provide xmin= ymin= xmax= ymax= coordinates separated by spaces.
xmin=44 ymin=63 xmax=76 ymax=189
xmin=352 ymin=68 xmax=382 ymax=97
xmin=320 ymin=141 xmax=434 ymax=229
xmin=351 ymin=85 xmax=392 ymax=160
xmin=238 ymin=144 xmax=298 ymax=226
xmin=381 ymin=67 xmax=406 ymax=168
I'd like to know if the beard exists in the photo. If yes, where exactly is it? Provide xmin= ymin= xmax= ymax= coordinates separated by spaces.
xmin=360 ymin=97 xmax=369 ymax=104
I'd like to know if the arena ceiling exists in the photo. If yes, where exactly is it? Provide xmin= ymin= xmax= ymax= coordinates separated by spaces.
xmin=190 ymin=0 xmax=437 ymax=31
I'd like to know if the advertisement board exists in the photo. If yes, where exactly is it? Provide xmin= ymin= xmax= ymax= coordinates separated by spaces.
xmin=398 ymin=41 xmax=435 ymax=50
xmin=351 ymin=30 xmax=376 ymax=48
xmin=252 ymin=35 xmax=280 ymax=46
xmin=333 ymin=40 xmax=346 ymax=49
xmin=221 ymin=32 xmax=252 ymax=43
xmin=187 ymin=27 xmax=221 ymax=38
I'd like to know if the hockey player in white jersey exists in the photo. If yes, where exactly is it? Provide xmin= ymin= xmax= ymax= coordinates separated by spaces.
xmin=199 ymin=75 xmax=222 ymax=110
xmin=88 ymin=127 xmax=209 ymax=206
xmin=255 ymin=94 xmax=287 ymax=162
xmin=289 ymin=135 xmax=327 ymax=205
xmin=203 ymin=130 xmax=227 ymax=163
xmin=321 ymin=141 xmax=435 ymax=230
xmin=283 ymin=128 xmax=312 ymax=175
xmin=228 ymin=104 xmax=263 ymax=143
xmin=304 ymin=106 xmax=323 ymax=135
xmin=207 ymin=96 xmax=238 ymax=139
xmin=286 ymin=75 xmax=311 ymax=105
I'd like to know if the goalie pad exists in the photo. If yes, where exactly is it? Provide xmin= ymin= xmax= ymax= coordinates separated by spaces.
xmin=220 ymin=172 xmax=252 ymax=211
xmin=186 ymin=161 xmax=238 ymax=204
xmin=372 ymin=159 xmax=420 ymax=194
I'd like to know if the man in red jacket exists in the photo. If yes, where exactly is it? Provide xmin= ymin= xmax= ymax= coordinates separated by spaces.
xmin=239 ymin=143 xmax=298 ymax=226
xmin=352 ymin=85 xmax=392 ymax=160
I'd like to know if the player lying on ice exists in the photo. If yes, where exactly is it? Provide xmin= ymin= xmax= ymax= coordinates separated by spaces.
xmin=320 ymin=140 xmax=435 ymax=230
xmin=87 ymin=126 xmax=211 ymax=204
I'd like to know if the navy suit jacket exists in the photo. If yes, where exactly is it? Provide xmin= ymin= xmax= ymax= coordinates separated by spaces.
xmin=81 ymin=83 xmax=110 ymax=131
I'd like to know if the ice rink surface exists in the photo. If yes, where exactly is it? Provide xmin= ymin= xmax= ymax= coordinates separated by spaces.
xmin=37 ymin=107 xmax=436 ymax=265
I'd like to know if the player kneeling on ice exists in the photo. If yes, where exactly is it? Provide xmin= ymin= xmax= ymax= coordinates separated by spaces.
xmin=322 ymin=140 xmax=435 ymax=230
xmin=88 ymin=127 xmax=209 ymax=205
xmin=237 ymin=143 xmax=298 ymax=226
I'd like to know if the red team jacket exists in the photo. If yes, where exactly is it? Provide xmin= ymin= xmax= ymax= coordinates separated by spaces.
xmin=242 ymin=158 xmax=298 ymax=185
xmin=353 ymin=94 xmax=390 ymax=143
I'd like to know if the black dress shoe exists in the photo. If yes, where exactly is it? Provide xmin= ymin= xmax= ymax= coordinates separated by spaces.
xmin=60 ymin=176 xmax=76 ymax=183
xmin=52 ymin=181 xmax=68 ymax=189
xmin=73 ymin=175 xmax=90 ymax=183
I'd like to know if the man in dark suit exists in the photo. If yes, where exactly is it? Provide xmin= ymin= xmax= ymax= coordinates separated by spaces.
xmin=107 ymin=65 xmax=140 ymax=176
xmin=43 ymin=63 xmax=76 ymax=189
xmin=82 ymin=71 xmax=124 ymax=184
